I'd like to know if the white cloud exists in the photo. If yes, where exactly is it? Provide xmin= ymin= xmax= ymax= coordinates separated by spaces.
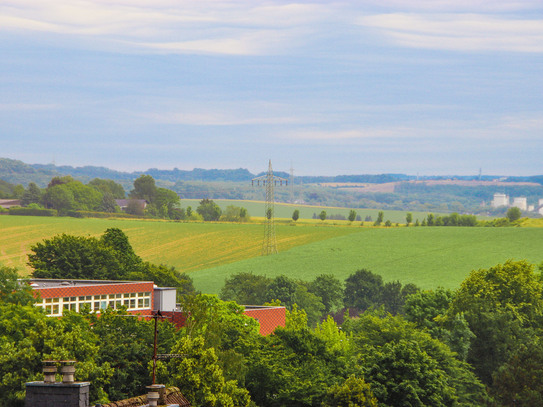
xmin=358 ymin=13 xmax=543 ymax=52
xmin=0 ymin=0 xmax=331 ymax=55
xmin=0 ymin=103 xmax=60 ymax=111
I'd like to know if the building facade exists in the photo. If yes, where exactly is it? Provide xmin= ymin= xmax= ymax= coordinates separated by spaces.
xmin=30 ymin=279 xmax=286 ymax=335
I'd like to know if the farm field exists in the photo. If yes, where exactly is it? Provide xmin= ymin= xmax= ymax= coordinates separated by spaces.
xmin=0 ymin=215 xmax=359 ymax=275
xmin=192 ymin=226 xmax=543 ymax=294
xmin=2 ymin=215 xmax=542 ymax=296
xmin=180 ymin=199 xmax=439 ymax=223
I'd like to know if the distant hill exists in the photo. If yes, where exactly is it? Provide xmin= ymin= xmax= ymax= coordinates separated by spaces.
xmin=5 ymin=157 xmax=538 ymax=186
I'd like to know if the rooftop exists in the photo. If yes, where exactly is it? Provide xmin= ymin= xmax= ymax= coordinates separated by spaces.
xmin=28 ymin=279 xmax=155 ymax=289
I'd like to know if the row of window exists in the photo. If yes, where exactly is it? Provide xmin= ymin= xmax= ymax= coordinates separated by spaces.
xmin=37 ymin=292 xmax=152 ymax=316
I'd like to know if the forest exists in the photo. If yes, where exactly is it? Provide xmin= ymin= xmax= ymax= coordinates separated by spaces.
xmin=2 ymin=228 xmax=543 ymax=406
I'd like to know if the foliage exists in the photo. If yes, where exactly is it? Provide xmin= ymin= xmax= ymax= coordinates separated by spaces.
xmin=0 ymin=303 xmax=113 ymax=406
xmin=447 ymin=260 xmax=543 ymax=384
xmin=220 ymin=205 xmax=250 ymax=222
xmin=28 ymin=234 xmax=124 ymax=280
xmin=28 ymin=229 xmax=195 ymax=296
xmin=348 ymin=210 xmax=356 ymax=222
xmin=0 ymin=266 xmax=35 ymax=305
xmin=88 ymin=308 xmax=177 ymax=401
xmin=168 ymin=336 xmax=251 ymax=407
xmin=323 ymin=376 xmax=378 ymax=407
xmin=292 ymin=209 xmax=299 ymax=222
xmin=21 ymin=183 xmax=42 ymax=206
xmin=319 ymin=210 xmax=327 ymax=221
xmin=130 ymin=174 xmax=157 ymax=203
xmin=308 ymin=274 xmax=344 ymax=314
xmin=506 ymin=206 xmax=522 ymax=222
xmin=343 ymin=311 xmax=487 ymax=406
xmin=9 ymin=207 xmax=56 ymax=216
xmin=343 ymin=269 xmax=383 ymax=311
xmin=88 ymin=178 xmax=125 ymax=199
xmin=490 ymin=340 xmax=543 ymax=406
xmin=266 ymin=275 xmax=298 ymax=309
xmin=244 ymin=327 xmax=353 ymax=407
xmin=220 ymin=272 xmax=271 ymax=305
xmin=197 ymin=199 xmax=222 ymax=221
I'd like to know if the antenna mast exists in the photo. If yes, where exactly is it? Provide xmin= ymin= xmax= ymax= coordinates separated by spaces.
xmin=252 ymin=160 xmax=288 ymax=255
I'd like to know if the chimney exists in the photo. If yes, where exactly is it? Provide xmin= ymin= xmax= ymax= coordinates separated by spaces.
xmin=25 ymin=360 xmax=90 ymax=407
xmin=146 ymin=384 xmax=165 ymax=407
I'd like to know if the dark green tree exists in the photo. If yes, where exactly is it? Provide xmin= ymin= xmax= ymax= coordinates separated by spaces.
xmin=196 ymin=198 xmax=222 ymax=221
xmin=406 ymin=212 xmax=412 ymax=226
xmin=343 ymin=269 xmax=383 ymax=312
xmin=42 ymin=184 xmax=74 ymax=214
xmin=130 ymin=174 xmax=157 ymax=203
xmin=220 ymin=272 xmax=271 ymax=305
xmin=308 ymin=274 xmax=344 ymax=314
xmin=28 ymin=234 xmax=124 ymax=280
xmin=506 ymin=206 xmax=522 ymax=222
xmin=348 ymin=210 xmax=356 ymax=222
xmin=21 ymin=182 xmax=42 ymax=206
xmin=319 ymin=210 xmax=327 ymax=221
xmin=448 ymin=260 xmax=543 ymax=384
xmin=292 ymin=209 xmax=300 ymax=222
xmin=98 ymin=192 xmax=119 ymax=213
xmin=88 ymin=178 xmax=125 ymax=199
xmin=266 ymin=275 xmax=298 ymax=308
xmin=373 ymin=211 xmax=384 ymax=226
xmin=490 ymin=340 xmax=543 ymax=406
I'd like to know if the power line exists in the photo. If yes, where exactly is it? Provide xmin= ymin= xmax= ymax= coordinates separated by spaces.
xmin=252 ymin=160 xmax=288 ymax=255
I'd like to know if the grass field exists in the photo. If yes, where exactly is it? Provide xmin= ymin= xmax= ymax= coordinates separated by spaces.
xmin=180 ymin=199 xmax=440 ymax=224
xmin=2 ymin=215 xmax=542 ymax=296
xmin=0 ymin=215 xmax=358 ymax=275
xmin=191 ymin=227 xmax=543 ymax=294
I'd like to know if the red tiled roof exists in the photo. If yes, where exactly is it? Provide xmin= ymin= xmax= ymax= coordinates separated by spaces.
xmin=244 ymin=306 xmax=286 ymax=335
xmin=99 ymin=386 xmax=191 ymax=407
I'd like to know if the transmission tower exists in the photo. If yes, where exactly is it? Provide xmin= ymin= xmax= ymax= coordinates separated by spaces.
xmin=252 ymin=160 xmax=288 ymax=255
xmin=289 ymin=163 xmax=295 ymax=204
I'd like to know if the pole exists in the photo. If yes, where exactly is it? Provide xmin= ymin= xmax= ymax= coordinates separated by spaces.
xmin=152 ymin=314 xmax=158 ymax=385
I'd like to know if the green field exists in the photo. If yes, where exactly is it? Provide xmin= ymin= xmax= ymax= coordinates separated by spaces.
xmin=1 ymin=215 xmax=542 ymax=296
xmin=192 ymin=227 xmax=543 ymax=293
xmin=180 ymin=199 xmax=439 ymax=223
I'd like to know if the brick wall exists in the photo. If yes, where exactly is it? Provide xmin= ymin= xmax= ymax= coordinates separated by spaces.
xmin=25 ymin=382 xmax=90 ymax=407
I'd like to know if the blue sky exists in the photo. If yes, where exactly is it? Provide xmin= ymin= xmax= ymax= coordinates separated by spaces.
xmin=1 ymin=1 xmax=542 ymax=176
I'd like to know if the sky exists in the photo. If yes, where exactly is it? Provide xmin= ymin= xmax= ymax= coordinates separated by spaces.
xmin=1 ymin=1 xmax=542 ymax=176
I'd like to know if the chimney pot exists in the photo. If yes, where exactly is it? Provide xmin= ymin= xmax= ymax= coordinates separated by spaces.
xmin=42 ymin=360 xmax=57 ymax=383
xmin=60 ymin=360 xmax=77 ymax=383
xmin=146 ymin=385 xmax=164 ymax=407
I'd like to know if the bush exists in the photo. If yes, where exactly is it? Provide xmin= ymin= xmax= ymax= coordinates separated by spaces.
xmin=9 ymin=207 xmax=57 ymax=216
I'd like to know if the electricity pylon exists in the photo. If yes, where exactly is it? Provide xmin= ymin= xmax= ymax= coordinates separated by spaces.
xmin=252 ymin=160 xmax=288 ymax=255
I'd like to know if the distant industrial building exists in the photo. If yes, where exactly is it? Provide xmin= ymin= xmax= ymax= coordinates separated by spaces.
xmin=491 ymin=193 xmax=509 ymax=208
xmin=511 ymin=197 xmax=527 ymax=211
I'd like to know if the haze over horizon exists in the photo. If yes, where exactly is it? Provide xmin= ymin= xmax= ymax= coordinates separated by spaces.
xmin=1 ymin=1 xmax=542 ymax=177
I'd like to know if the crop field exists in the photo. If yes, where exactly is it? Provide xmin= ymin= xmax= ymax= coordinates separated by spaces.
xmin=180 ymin=199 xmax=437 ymax=223
xmin=2 ymin=215 xmax=542 ymax=296
xmin=192 ymin=226 xmax=543 ymax=294
xmin=0 ymin=215 xmax=358 ymax=275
